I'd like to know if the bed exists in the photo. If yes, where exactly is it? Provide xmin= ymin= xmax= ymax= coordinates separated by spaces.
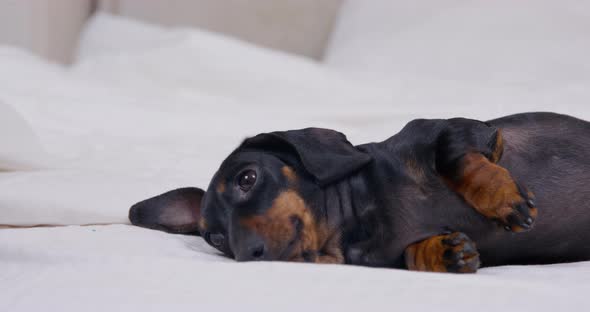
xmin=2 ymin=1 xmax=590 ymax=310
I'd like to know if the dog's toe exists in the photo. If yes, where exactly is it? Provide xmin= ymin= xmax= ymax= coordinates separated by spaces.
xmin=442 ymin=233 xmax=480 ymax=273
xmin=500 ymin=183 xmax=538 ymax=232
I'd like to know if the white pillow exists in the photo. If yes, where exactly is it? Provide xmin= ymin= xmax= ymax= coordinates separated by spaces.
xmin=73 ymin=13 xmax=590 ymax=121
xmin=326 ymin=0 xmax=590 ymax=85
xmin=76 ymin=13 xmax=188 ymax=59
xmin=0 ymin=101 xmax=49 ymax=170
xmin=74 ymin=14 xmax=396 ymax=115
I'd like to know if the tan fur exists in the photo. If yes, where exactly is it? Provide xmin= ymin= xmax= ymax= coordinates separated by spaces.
xmin=217 ymin=181 xmax=226 ymax=193
xmin=240 ymin=190 xmax=343 ymax=263
xmin=198 ymin=218 xmax=207 ymax=232
xmin=281 ymin=166 xmax=297 ymax=184
xmin=405 ymin=233 xmax=478 ymax=273
xmin=452 ymin=153 xmax=528 ymax=225
xmin=405 ymin=236 xmax=448 ymax=272
xmin=490 ymin=129 xmax=504 ymax=163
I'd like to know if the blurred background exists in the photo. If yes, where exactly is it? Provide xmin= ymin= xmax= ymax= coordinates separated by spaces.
xmin=0 ymin=0 xmax=342 ymax=63
xmin=2 ymin=0 xmax=589 ymax=89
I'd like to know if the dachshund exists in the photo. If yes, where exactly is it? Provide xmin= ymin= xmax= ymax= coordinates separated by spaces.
xmin=129 ymin=112 xmax=590 ymax=273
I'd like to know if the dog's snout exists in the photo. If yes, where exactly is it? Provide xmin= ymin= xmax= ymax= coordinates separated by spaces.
xmin=235 ymin=235 xmax=267 ymax=262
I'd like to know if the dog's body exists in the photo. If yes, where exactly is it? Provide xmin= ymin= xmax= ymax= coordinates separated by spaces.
xmin=342 ymin=112 xmax=590 ymax=269
xmin=130 ymin=112 xmax=590 ymax=273
xmin=458 ymin=113 xmax=590 ymax=266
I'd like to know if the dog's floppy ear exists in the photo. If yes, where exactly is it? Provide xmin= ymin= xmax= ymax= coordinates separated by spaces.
xmin=129 ymin=187 xmax=204 ymax=235
xmin=241 ymin=128 xmax=372 ymax=186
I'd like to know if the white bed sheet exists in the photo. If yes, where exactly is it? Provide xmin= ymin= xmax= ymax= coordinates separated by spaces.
xmin=1 ymin=225 xmax=587 ymax=312
xmin=1 ymin=13 xmax=589 ymax=311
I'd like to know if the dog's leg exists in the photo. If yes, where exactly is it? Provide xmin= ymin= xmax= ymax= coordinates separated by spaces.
xmin=436 ymin=118 xmax=537 ymax=232
xmin=447 ymin=151 xmax=537 ymax=232
xmin=343 ymin=240 xmax=391 ymax=267
xmin=404 ymin=232 xmax=480 ymax=273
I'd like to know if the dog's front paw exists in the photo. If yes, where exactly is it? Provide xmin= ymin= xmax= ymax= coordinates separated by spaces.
xmin=405 ymin=232 xmax=480 ymax=273
xmin=440 ymin=233 xmax=481 ymax=273
xmin=478 ymin=170 xmax=538 ymax=232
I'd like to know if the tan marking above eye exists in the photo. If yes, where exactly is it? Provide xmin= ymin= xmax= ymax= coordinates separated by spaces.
xmin=217 ymin=181 xmax=226 ymax=193
xmin=281 ymin=166 xmax=297 ymax=184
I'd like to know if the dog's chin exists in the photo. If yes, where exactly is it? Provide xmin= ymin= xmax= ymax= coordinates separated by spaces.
xmin=282 ymin=236 xmax=322 ymax=263
xmin=278 ymin=216 xmax=309 ymax=262
xmin=284 ymin=244 xmax=317 ymax=263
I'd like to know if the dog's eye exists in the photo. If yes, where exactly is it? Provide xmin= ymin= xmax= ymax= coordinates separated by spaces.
xmin=238 ymin=169 xmax=257 ymax=192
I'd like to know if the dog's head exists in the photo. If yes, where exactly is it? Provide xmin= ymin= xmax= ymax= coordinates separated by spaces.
xmin=129 ymin=128 xmax=372 ymax=263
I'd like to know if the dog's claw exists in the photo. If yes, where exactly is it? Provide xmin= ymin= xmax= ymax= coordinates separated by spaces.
xmin=495 ymin=181 xmax=538 ymax=233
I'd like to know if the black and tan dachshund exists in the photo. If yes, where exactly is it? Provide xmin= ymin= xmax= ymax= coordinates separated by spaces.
xmin=129 ymin=112 xmax=590 ymax=273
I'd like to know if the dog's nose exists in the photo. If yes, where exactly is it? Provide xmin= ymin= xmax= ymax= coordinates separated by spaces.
xmin=235 ymin=236 xmax=267 ymax=262
xmin=248 ymin=244 xmax=266 ymax=260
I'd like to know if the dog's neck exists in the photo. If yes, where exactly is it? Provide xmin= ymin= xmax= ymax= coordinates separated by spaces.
xmin=320 ymin=172 xmax=374 ymax=248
